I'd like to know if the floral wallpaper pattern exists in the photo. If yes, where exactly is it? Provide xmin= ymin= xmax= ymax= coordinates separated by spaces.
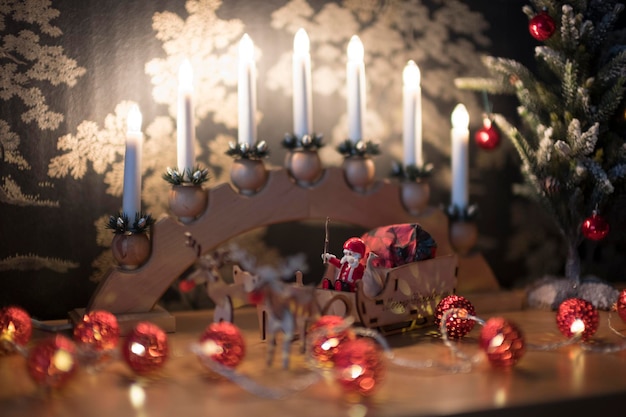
xmin=1 ymin=0 xmax=598 ymax=319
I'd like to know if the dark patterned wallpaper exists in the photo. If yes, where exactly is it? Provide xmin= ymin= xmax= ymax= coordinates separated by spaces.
xmin=1 ymin=0 xmax=620 ymax=319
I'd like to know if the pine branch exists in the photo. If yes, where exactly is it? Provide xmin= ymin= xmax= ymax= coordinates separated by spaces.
xmin=570 ymin=120 xmax=599 ymax=156
xmin=535 ymin=46 xmax=567 ymax=76
xmin=493 ymin=113 xmax=537 ymax=174
xmin=608 ymin=163 xmax=626 ymax=183
xmin=590 ymin=3 xmax=625 ymax=49
xmin=453 ymin=77 xmax=515 ymax=94
xmin=560 ymin=5 xmax=581 ymax=52
xmin=594 ymin=78 xmax=625 ymax=124
xmin=583 ymin=158 xmax=614 ymax=195
xmin=562 ymin=60 xmax=578 ymax=109
xmin=597 ymin=49 xmax=626 ymax=84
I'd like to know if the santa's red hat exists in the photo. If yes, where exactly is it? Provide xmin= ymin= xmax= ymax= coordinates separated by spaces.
xmin=343 ymin=237 xmax=366 ymax=258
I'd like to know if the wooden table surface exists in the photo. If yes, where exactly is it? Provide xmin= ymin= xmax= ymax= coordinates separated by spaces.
xmin=2 ymin=307 xmax=626 ymax=417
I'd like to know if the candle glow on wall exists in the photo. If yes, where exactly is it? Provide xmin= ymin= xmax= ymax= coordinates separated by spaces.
xmin=122 ymin=105 xmax=143 ymax=222
xmin=238 ymin=33 xmax=257 ymax=146
xmin=292 ymin=28 xmax=313 ymax=138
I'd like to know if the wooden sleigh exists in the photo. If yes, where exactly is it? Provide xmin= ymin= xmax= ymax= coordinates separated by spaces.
xmin=310 ymin=253 xmax=458 ymax=334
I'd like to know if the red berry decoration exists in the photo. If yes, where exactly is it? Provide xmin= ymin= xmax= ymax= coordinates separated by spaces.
xmin=73 ymin=310 xmax=120 ymax=351
xmin=332 ymin=337 xmax=385 ymax=396
xmin=26 ymin=335 xmax=78 ymax=388
xmin=434 ymin=295 xmax=476 ymax=339
xmin=178 ymin=279 xmax=196 ymax=293
xmin=308 ymin=315 xmax=356 ymax=366
xmin=0 ymin=306 xmax=32 ymax=353
xmin=198 ymin=321 xmax=245 ymax=369
xmin=122 ymin=322 xmax=169 ymax=375
xmin=479 ymin=317 xmax=525 ymax=368
xmin=616 ymin=289 xmax=626 ymax=323
xmin=556 ymin=298 xmax=599 ymax=341
xmin=581 ymin=212 xmax=609 ymax=241
xmin=529 ymin=11 xmax=556 ymax=41
xmin=474 ymin=118 xmax=500 ymax=150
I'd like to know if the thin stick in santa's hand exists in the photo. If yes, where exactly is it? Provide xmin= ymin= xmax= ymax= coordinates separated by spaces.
xmin=323 ymin=216 xmax=330 ymax=264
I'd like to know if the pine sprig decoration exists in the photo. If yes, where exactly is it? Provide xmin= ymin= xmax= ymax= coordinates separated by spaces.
xmin=336 ymin=139 xmax=380 ymax=157
xmin=106 ymin=212 xmax=154 ymax=235
xmin=226 ymin=140 xmax=269 ymax=159
xmin=281 ymin=133 xmax=324 ymax=150
xmin=390 ymin=160 xmax=434 ymax=181
xmin=162 ymin=166 xmax=210 ymax=185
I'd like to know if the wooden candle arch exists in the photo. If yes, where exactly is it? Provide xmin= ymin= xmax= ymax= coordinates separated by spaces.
xmin=78 ymin=166 xmax=497 ymax=332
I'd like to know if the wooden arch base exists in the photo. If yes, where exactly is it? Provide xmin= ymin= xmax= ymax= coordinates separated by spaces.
xmin=79 ymin=167 xmax=497 ymax=332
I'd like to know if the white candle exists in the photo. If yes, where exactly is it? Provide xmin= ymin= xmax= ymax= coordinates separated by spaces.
xmin=123 ymin=105 xmax=143 ymax=223
xmin=293 ymin=28 xmax=312 ymax=138
xmin=346 ymin=35 xmax=365 ymax=142
xmin=451 ymin=104 xmax=470 ymax=210
xmin=238 ymin=33 xmax=257 ymax=146
xmin=177 ymin=59 xmax=195 ymax=174
xmin=402 ymin=60 xmax=422 ymax=167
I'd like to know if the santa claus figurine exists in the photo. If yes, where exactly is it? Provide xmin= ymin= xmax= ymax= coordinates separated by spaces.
xmin=321 ymin=237 xmax=366 ymax=292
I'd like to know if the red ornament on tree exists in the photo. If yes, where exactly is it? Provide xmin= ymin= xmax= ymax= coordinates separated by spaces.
xmin=556 ymin=298 xmax=599 ymax=341
xmin=198 ymin=321 xmax=245 ymax=369
xmin=581 ymin=212 xmax=609 ymax=241
xmin=0 ymin=306 xmax=32 ymax=353
xmin=308 ymin=315 xmax=356 ymax=366
xmin=332 ymin=337 xmax=385 ymax=396
xmin=434 ymin=295 xmax=476 ymax=339
xmin=26 ymin=335 xmax=78 ymax=388
xmin=529 ymin=11 xmax=556 ymax=41
xmin=178 ymin=279 xmax=196 ymax=293
xmin=615 ymin=289 xmax=626 ymax=323
xmin=474 ymin=118 xmax=501 ymax=150
xmin=479 ymin=317 xmax=525 ymax=368
xmin=122 ymin=322 xmax=169 ymax=375
xmin=73 ymin=310 xmax=120 ymax=351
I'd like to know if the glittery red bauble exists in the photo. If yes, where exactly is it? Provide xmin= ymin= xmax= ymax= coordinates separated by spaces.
xmin=581 ymin=213 xmax=609 ymax=241
xmin=122 ymin=322 xmax=169 ymax=375
xmin=178 ymin=279 xmax=196 ymax=293
xmin=332 ymin=337 xmax=385 ymax=396
xmin=0 ymin=306 xmax=32 ymax=353
xmin=556 ymin=298 xmax=599 ymax=341
xmin=247 ymin=290 xmax=264 ymax=305
xmin=73 ymin=310 xmax=120 ymax=351
xmin=308 ymin=315 xmax=356 ymax=366
xmin=474 ymin=119 xmax=500 ymax=150
xmin=479 ymin=317 xmax=525 ymax=368
xmin=529 ymin=12 xmax=556 ymax=41
xmin=434 ymin=295 xmax=476 ymax=339
xmin=616 ymin=289 xmax=626 ymax=323
xmin=198 ymin=321 xmax=245 ymax=368
xmin=26 ymin=335 xmax=78 ymax=388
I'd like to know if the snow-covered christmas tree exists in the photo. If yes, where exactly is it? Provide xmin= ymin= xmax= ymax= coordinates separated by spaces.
xmin=457 ymin=0 xmax=626 ymax=309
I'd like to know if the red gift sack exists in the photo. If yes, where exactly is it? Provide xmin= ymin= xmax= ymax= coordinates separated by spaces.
xmin=361 ymin=223 xmax=437 ymax=268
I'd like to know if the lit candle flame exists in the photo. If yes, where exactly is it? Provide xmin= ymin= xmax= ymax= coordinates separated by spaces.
xmin=402 ymin=60 xmax=420 ymax=86
xmin=347 ymin=35 xmax=364 ymax=62
xmin=127 ymin=105 xmax=143 ymax=134
xmin=179 ymin=59 xmax=193 ymax=93
xmin=451 ymin=103 xmax=470 ymax=129
xmin=294 ymin=28 xmax=310 ymax=55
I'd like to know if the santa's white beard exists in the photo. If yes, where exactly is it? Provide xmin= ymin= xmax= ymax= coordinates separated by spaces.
xmin=340 ymin=255 xmax=359 ymax=268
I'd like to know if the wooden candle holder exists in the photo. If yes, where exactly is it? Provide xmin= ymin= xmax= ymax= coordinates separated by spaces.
xmin=76 ymin=166 xmax=499 ymax=332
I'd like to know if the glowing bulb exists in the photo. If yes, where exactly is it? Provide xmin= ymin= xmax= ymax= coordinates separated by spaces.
xmin=130 ymin=342 xmax=146 ymax=356
xmin=201 ymin=340 xmax=224 ymax=356
xmin=570 ymin=319 xmax=585 ymax=335
xmin=129 ymin=383 xmax=146 ymax=409
xmin=489 ymin=334 xmax=505 ymax=349
xmin=127 ymin=105 xmax=142 ymax=134
xmin=451 ymin=104 xmax=469 ymax=129
xmin=179 ymin=59 xmax=193 ymax=93
xmin=402 ymin=60 xmax=420 ymax=86
xmin=294 ymin=28 xmax=310 ymax=55
xmin=321 ymin=337 xmax=340 ymax=351
xmin=348 ymin=364 xmax=364 ymax=379
xmin=53 ymin=349 xmax=74 ymax=372
xmin=347 ymin=35 xmax=364 ymax=62
xmin=239 ymin=33 xmax=254 ymax=62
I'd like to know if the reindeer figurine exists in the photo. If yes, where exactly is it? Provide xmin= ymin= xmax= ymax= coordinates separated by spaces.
xmin=237 ymin=267 xmax=318 ymax=369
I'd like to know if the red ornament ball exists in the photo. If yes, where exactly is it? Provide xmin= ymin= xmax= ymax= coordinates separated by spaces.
xmin=479 ymin=317 xmax=525 ymax=368
xmin=581 ymin=213 xmax=609 ymax=241
xmin=616 ymin=289 xmax=626 ymax=323
xmin=198 ymin=321 xmax=245 ymax=368
xmin=27 ymin=335 xmax=78 ymax=388
xmin=556 ymin=298 xmax=599 ymax=341
xmin=73 ymin=310 xmax=120 ymax=351
xmin=434 ymin=295 xmax=476 ymax=339
xmin=0 ymin=306 xmax=32 ymax=353
xmin=529 ymin=11 xmax=556 ymax=41
xmin=178 ymin=279 xmax=196 ymax=293
xmin=332 ymin=337 xmax=385 ymax=396
xmin=308 ymin=315 xmax=356 ymax=366
xmin=474 ymin=119 xmax=501 ymax=150
xmin=122 ymin=322 xmax=169 ymax=375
